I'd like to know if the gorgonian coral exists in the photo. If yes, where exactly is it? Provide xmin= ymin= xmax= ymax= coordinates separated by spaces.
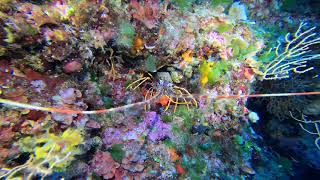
xmin=260 ymin=22 xmax=320 ymax=80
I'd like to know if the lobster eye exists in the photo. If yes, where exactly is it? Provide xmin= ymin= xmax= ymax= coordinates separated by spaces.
xmin=158 ymin=80 xmax=164 ymax=86
xmin=167 ymin=82 xmax=173 ymax=88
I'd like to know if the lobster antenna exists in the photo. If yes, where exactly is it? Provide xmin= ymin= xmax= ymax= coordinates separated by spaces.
xmin=0 ymin=91 xmax=161 ymax=115
xmin=0 ymin=91 xmax=319 ymax=115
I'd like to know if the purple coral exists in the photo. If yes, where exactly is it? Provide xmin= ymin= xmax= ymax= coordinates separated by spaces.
xmin=148 ymin=121 xmax=172 ymax=142
xmin=103 ymin=127 xmax=124 ymax=147
xmin=142 ymin=111 xmax=173 ymax=142
xmin=30 ymin=80 xmax=47 ymax=93
xmin=103 ymin=112 xmax=172 ymax=147
xmin=143 ymin=111 xmax=160 ymax=127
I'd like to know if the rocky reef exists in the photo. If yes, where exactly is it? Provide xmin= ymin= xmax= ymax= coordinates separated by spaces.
xmin=0 ymin=0 xmax=319 ymax=179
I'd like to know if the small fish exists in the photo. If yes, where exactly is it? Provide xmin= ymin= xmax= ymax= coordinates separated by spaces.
xmin=239 ymin=20 xmax=256 ymax=25
xmin=241 ymin=165 xmax=256 ymax=175
xmin=0 ymin=67 xmax=25 ymax=77
xmin=11 ymin=67 xmax=26 ymax=77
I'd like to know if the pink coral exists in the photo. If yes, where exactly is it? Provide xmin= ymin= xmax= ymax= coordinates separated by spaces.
xmin=220 ymin=47 xmax=233 ymax=60
xmin=64 ymin=60 xmax=82 ymax=73
xmin=85 ymin=120 xmax=101 ymax=129
xmin=129 ymin=0 xmax=160 ymax=29
xmin=51 ymin=88 xmax=88 ymax=126
xmin=0 ymin=127 xmax=15 ymax=145
xmin=90 ymin=151 xmax=120 ymax=179
xmin=59 ymin=88 xmax=82 ymax=104
xmin=207 ymin=31 xmax=226 ymax=45
xmin=122 ymin=155 xmax=145 ymax=173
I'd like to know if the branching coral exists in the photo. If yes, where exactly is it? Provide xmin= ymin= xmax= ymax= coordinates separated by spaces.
xmin=0 ymin=128 xmax=83 ymax=179
xmin=290 ymin=112 xmax=320 ymax=150
xmin=261 ymin=22 xmax=320 ymax=80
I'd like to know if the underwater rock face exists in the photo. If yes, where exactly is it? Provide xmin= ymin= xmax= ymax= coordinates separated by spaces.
xmin=0 ymin=0 xmax=319 ymax=179
xmin=303 ymin=99 xmax=320 ymax=116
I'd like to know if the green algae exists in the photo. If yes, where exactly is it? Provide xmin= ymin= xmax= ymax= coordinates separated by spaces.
xmin=108 ymin=144 xmax=125 ymax=163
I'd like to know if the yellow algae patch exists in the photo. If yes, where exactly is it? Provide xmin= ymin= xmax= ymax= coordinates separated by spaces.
xmin=182 ymin=50 xmax=193 ymax=63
